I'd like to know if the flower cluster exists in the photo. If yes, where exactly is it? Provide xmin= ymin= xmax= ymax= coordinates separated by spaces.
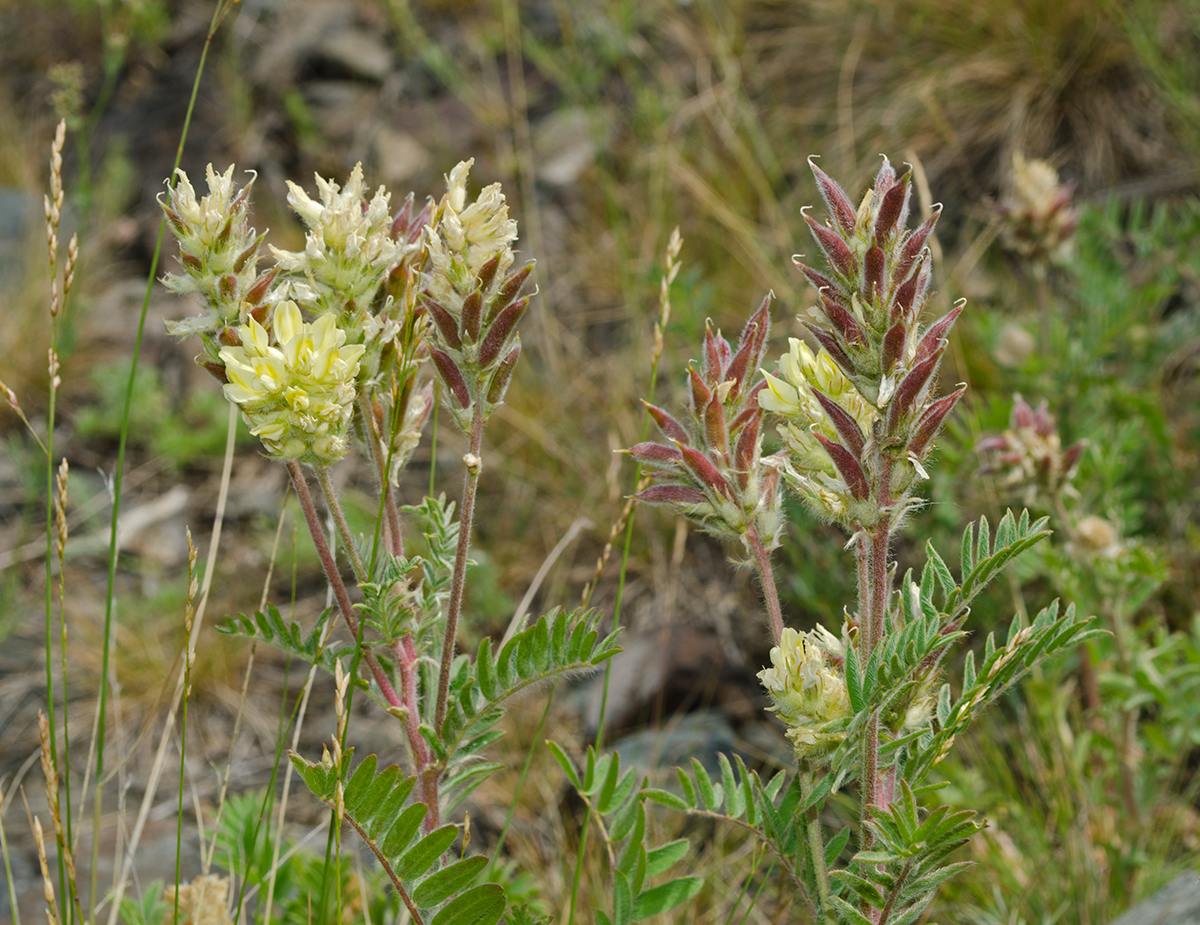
xmin=220 ymin=301 xmax=365 ymax=465
xmin=997 ymin=152 xmax=1078 ymax=267
xmin=625 ymin=299 xmax=784 ymax=555
xmin=757 ymin=626 xmax=851 ymax=760
xmin=977 ymin=394 xmax=1085 ymax=506
xmin=762 ymin=156 xmax=965 ymax=529
xmin=160 ymin=165 xmax=276 ymax=372
xmin=760 ymin=338 xmax=877 ymax=518
xmin=421 ymin=159 xmax=531 ymax=434
xmin=269 ymin=163 xmax=414 ymax=318
xmin=162 ymin=162 xmax=450 ymax=471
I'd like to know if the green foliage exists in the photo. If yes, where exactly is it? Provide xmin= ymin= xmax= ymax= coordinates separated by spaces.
xmin=117 ymin=880 xmax=169 ymax=925
xmin=217 ymin=606 xmax=367 ymax=691
xmin=436 ymin=608 xmax=621 ymax=811
xmin=548 ymin=744 xmax=703 ymax=924
xmin=289 ymin=751 xmax=503 ymax=925
xmin=830 ymin=781 xmax=980 ymax=925
xmin=909 ymin=600 xmax=1103 ymax=782
xmin=73 ymin=363 xmax=241 ymax=469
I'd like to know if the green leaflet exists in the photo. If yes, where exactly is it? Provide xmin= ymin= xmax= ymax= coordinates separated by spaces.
xmin=288 ymin=752 xmax=501 ymax=924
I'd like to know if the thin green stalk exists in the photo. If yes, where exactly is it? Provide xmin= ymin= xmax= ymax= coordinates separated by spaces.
xmin=92 ymin=5 xmax=238 ymax=914
xmin=358 ymin=392 xmax=403 ymax=564
xmin=802 ymin=772 xmax=835 ymax=925
xmin=429 ymin=394 xmax=440 ymax=497
xmin=482 ymin=685 xmax=556 ymax=882
xmin=723 ymin=843 xmax=764 ymax=925
xmin=737 ymin=857 xmax=776 ymax=925
xmin=0 ymin=786 xmax=18 ymax=925
xmin=316 ymin=465 xmax=367 ymax=583
xmin=569 ymin=230 xmax=678 ymax=925
xmin=434 ymin=407 xmax=484 ymax=732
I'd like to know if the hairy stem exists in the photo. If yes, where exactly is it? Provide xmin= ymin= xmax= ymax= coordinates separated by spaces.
xmin=359 ymin=393 xmax=404 ymax=559
xmin=287 ymin=462 xmax=402 ymax=710
xmin=393 ymin=635 xmax=439 ymax=830
xmin=748 ymin=525 xmax=784 ymax=646
xmin=316 ymin=465 xmax=367 ymax=583
xmin=434 ymin=409 xmax=484 ymax=732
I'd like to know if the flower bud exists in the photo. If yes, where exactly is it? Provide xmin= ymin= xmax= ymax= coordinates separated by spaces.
xmin=758 ymin=626 xmax=851 ymax=760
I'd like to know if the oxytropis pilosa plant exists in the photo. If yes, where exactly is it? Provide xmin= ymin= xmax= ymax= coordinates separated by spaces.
xmin=627 ymin=157 xmax=1098 ymax=923
xmin=160 ymin=160 xmax=621 ymax=925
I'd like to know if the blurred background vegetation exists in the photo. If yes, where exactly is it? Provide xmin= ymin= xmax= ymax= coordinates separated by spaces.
xmin=1 ymin=0 xmax=1198 ymax=921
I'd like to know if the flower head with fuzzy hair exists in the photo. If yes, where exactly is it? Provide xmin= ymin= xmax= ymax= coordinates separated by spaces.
xmin=220 ymin=301 xmax=365 ymax=465
xmin=270 ymin=163 xmax=412 ymax=314
xmin=425 ymin=159 xmax=519 ymax=305
xmin=758 ymin=625 xmax=851 ymax=760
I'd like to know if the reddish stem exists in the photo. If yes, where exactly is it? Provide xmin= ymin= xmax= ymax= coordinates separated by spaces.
xmin=748 ymin=524 xmax=784 ymax=646
xmin=434 ymin=408 xmax=484 ymax=732
xmin=394 ymin=634 xmax=439 ymax=830
xmin=287 ymin=462 xmax=402 ymax=710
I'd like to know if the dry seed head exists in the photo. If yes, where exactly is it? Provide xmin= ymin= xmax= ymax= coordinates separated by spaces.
xmin=32 ymin=816 xmax=58 ymax=922
xmin=64 ymin=234 xmax=78 ymax=299
xmin=333 ymin=657 xmax=350 ymax=741
xmin=164 ymin=874 xmax=234 ymax=925
xmin=55 ymin=458 xmax=68 ymax=557
xmin=38 ymin=711 xmax=58 ymax=801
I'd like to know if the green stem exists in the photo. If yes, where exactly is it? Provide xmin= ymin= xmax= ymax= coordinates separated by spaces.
xmin=316 ymin=465 xmax=367 ymax=583
xmin=358 ymin=393 xmax=403 ymax=560
xmin=92 ymin=5 xmax=236 ymax=913
xmin=434 ymin=408 xmax=484 ymax=732
xmin=802 ymin=772 xmax=836 ymax=924
xmin=483 ymin=685 xmax=556 ymax=881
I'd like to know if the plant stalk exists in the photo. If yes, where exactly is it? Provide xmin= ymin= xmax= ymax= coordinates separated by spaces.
xmin=316 ymin=465 xmax=367 ymax=583
xmin=434 ymin=408 xmax=484 ymax=732
xmin=748 ymin=525 xmax=784 ymax=646
xmin=287 ymin=462 xmax=403 ymax=711
xmin=802 ymin=773 xmax=836 ymax=924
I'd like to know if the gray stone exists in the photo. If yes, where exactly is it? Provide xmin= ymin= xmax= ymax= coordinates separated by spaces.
xmin=373 ymin=127 xmax=433 ymax=187
xmin=607 ymin=709 xmax=738 ymax=782
xmin=316 ymin=28 xmax=394 ymax=83
xmin=534 ymin=107 xmax=613 ymax=188
xmin=1108 ymin=872 xmax=1200 ymax=925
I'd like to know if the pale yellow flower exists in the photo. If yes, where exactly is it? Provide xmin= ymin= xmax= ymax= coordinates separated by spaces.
xmin=270 ymin=163 xmax=411 ymax=312
xmin=220 ymin=301 xmax=365 ymax=464
xmin=161 ymin=165 xmax=264 ymax=334
xmin=759 ymin=339 xmax=877 ymax=511
xmin=425 ymin=158 xmax=519 ymax=304
xmin=168 ymin=164 xmax=239 ymax=247
xmin=758 ymin=626 xmax=852 ymax=759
